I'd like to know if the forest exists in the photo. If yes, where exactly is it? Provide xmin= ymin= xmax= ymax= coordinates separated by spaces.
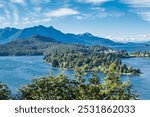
xmin=44 ymin=45 xmax=141 ymax=75
xmin=0 ymin=35 xmax=59 ymax=56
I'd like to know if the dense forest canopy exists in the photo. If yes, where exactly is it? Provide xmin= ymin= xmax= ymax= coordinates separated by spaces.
xmin=0 ymin=35 xmax=59 ymax=56
xmin=44 ymin=45 xmax=141 ymax=75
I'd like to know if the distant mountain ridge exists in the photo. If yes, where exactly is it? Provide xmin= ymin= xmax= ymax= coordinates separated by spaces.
xmin=66 ymin=32 xmax=120 ymax=46
xmin=0 ymin=25 xmax=149 ymax=47
xmin=0 ymin=25 xmax=119 ymax=46
xmin=0 ymin=27 xmax=19 ymax=43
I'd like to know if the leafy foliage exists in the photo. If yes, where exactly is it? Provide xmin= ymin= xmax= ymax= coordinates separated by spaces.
xmin=0 ymin=82 xmax=11 ymax=100
xmin=18 ymin=74 xmax=79 ymax=100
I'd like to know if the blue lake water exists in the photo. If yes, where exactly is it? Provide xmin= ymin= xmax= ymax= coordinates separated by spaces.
xmin=0 ymin=56 xmax=50 ymax=93
xmin=122 ymin=58 xmax=150 ymax=100
xmin=0 ymin=56 xmax=150 ymax=99
xmin=112 ymin=45 xmax=150 ymax=52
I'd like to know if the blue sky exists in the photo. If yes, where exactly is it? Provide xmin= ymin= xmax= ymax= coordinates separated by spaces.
xmin=0 ymin=0 xmax=150 ymax=42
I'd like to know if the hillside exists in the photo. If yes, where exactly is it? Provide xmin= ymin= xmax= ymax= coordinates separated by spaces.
xmin=0 ymin=25 xmax=119 ymax=46
xmin=0 ymin=35 xmax=60 ymax=56
xmin=0 ymin=27 xmax=19 ymax=43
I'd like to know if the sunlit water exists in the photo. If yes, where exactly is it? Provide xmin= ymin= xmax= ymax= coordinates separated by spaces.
xmin=0 ymin=56 xmax=150 ymax=99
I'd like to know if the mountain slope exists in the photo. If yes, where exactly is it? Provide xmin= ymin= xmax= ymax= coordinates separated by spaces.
xmin=0 ymin=34 xmax=115 ymax=56
xmin=8 ymin=25 xmax=86 ymax=44
xmin=0 ymin=25 xmax=118 ymax=46
xmin=0 ymin=35 xmax=60 ymax=56
xmin=0 ymin=25 xmax=149 ymax=47
xmin=67 ymin=32 xmax=120 ymax=46
xmin=0 ymin=27 xmax=19 ymax=43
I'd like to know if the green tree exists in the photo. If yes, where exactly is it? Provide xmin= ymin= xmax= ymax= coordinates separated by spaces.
xmin=52 ymin=59 xmax=59 ymax=67
xmin=18 ymin=74 xmax=79 ymax=100
xmin=102 ymin=62 xmax=138 ymax=100
xmin=89 ymin=72 xmax=100 ymax=85
xmin=0 ymin=82 xmax=11 ymax=100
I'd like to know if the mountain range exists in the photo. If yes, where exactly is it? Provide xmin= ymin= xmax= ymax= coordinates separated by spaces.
xmin=0 ymin=25 xmax=121 ymax=46
xmin=0 ymin=25 xmax=150 ymax=47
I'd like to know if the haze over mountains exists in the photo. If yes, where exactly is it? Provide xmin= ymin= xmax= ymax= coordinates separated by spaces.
xmin=0 ymin=25 xmax=149 ymax=47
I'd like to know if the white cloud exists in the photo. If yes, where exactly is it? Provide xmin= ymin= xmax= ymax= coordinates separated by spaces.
xmin=139 ymin=12 xmax=150 ymax=22
xmin=10 ymin=0 xmax=25 ymax=5
xmin=0 ymin=2 xmax=4 ymax=8
xmin=75 ymin=16 xmax=85 ymax=20
xmin=122 ymin=0 xmax=150 ymax=8
xmin=75 ymin=6 xmax=124 ymax=21
xmin=33 ymin=7 xmax=42 ymax=12
xmin=91 ymin=7 xmax=124 ymax=18
xmin=5 ymin=10 xmax=11 ymax=19
xmin=0 ymin=16 xmax=5 ymax=21
xmin=122 ymin=0 xmax=150 ymax=23
xmin=45 ymin=8 xmax=79 ymax=17
xmin=109 ymin=34 xmax=150 ymax=43
xmin=30 ymin=0 xmax=50 ymax=5
xmin=75 ymin=14 xmax=91 ymax=20
xmin=13 ymin=8 xmax=19 ymax=25
xmin=91 ymin=7 xmax=106 ymax=11
xmin=77 ymin=0 xmax=112 ymax=4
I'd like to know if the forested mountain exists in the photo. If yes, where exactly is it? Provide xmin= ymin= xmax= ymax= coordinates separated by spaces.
xmin=0 ymin=34 xmax=116 ymax=56
xmin=0 ymin=25 xmax=150 ymax=47
xmin=0 ymin=25 xmax=120 ymax=46
xmin=0 ymin=35 xmax=60 ymax=56
xmin=8 ymin=25 xmax=86 ymax=44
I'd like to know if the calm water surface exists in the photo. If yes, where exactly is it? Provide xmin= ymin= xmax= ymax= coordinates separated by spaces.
xmin=122 ymin=58 xmax=150 ymax=100
xmin=0 ymin=56 xmax=50 ymax=93
xmin=0 ymin=56 xmax=150 ymax=99
xmin=112 ymin=45 xmax=150 ymax=52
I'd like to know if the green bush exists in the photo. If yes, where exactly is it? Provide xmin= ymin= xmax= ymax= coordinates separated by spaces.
xmin=0 ymin=82 xmax=11 ymax=100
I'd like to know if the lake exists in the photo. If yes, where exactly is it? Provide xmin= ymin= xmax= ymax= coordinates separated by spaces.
xmin=122 ymin=58 xmax=150 ymax=100
xmin=112 ymin=45 xmax=150 ymax=52
xmin=0 ymin=56 xmax=150 ymax=99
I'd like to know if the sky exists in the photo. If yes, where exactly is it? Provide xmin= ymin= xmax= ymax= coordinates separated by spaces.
xmin=0 ymin=0 xmax=150 ymax=42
